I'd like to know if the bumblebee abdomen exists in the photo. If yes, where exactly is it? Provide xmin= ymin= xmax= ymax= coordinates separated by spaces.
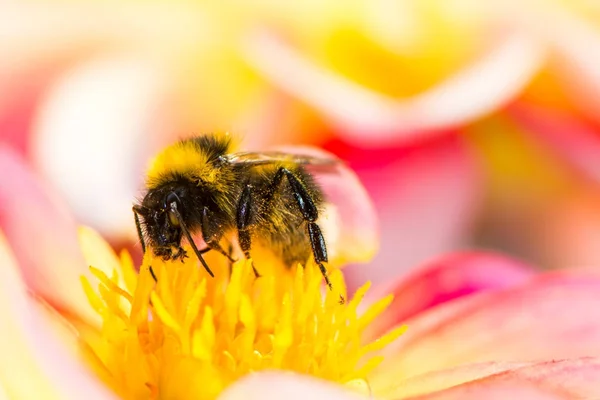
xmin=247 ymin=163 xmax=325 ymax=266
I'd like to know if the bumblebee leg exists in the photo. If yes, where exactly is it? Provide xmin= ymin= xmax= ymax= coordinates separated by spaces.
xmin=132 ymin=206 xmax=147 ymax=255
xmin=168 ymin=200 xmax=215 ymax=278
xmin=172 ymin=247 xmax=190 ymax=261
xmin=132 ymin=206 xmax=158 ymax=282
xmin=268 ymin=168 xmax=333 ymax=290
xmin=236 ymin=184 xmax=261 ymax=278
xmin=227 ymin=241 xmax=234 ymax=277
xmin=207 ymin=241 xmax=237 ymax=263
xmin=201 ymin=207 xmax=236 ymax=263
xmin=149 ymin=266 xmax=157 ymax=281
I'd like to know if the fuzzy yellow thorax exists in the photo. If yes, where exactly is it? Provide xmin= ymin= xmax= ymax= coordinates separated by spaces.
xmin=146 ymin=140 xmax=216 ymax=187
xmin=80 ymin=245 xmax=405 ymax=399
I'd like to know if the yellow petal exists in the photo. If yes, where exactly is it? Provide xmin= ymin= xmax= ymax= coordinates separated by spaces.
xmin=0 ymin=232 xmax=115 ymax=400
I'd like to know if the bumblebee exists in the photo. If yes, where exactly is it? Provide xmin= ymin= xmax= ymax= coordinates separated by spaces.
xmin=133 ymin=133 xmax=336 ymax=288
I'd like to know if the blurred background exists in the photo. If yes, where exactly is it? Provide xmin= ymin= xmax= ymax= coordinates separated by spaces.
xmin=3 ymin=0 xmax=600 ymax=289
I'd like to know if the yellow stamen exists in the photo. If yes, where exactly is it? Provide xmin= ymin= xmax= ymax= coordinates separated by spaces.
xmin=81 ymin=247 xmax=405 ymax=399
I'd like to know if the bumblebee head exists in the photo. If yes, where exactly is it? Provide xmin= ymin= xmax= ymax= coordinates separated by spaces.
xmin=137 ymin=186 xmax=187 ymax=252
xmin=134 ymin=177 xmax=217 ymax=277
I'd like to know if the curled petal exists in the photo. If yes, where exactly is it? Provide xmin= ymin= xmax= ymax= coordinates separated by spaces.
xmin=0 ymin=233 xmax=115 ymax=399
xmin=0 ymin=146 xmax=99 ymax=323
xmin=370 ymin=274 xmax=600 ymax=394
xmin=364 ymin=252 xmax=535 ymax=340
xmin=244 ymin=30 xmax=544 ymax=147
xmin=220 ymin=372 xmax=366 ymax=400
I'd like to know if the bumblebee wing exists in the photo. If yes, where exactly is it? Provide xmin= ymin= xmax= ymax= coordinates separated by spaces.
xmin=242 ymin=145 xmax=378 ymax=267
xmin=225 ymin=150 xmax=340 ymax=168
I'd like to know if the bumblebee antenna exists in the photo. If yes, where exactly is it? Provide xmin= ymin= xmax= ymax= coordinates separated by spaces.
xmin=168 ymin=200 xmax=215 ymax=278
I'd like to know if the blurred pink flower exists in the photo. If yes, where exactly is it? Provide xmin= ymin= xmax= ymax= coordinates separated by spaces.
xmin=8 ymin=0 xmax=600 ymax=284
xmin=1 ymin=148 xmax=599 ymax=399
xmin=3 ymin=2 xmax=600 ymax=395
xmin=239 ymin=0 xmax=600 ymax=275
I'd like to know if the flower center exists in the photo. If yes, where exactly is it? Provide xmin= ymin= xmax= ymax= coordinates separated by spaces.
xmin=81 ymin=248 xmax=405 ymax=399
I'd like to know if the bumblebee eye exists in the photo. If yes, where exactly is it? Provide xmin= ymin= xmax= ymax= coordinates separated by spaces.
xmin=165 ymin=192 xmax=181 ymax=227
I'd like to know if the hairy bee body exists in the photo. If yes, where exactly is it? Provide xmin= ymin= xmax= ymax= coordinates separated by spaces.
xmin=236 ymin=162 xmax=323 ymax=265
xmin=134 ymin=133 xmax=331 ymax=284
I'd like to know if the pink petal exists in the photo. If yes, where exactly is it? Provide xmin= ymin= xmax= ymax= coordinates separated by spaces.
xmin=0 ymin=232 xmax=115 ymax=399
xmin=327 ymin=134 xmax=482 ymax=291
xmin=393 ymin=361 xmax=534 ymax=398
xmin=0 ymin=67 xmax=56 ymax=156
xmin=243 ymin=29 xmax=544 ymax=147
xmin=220 ymin=372 xmax=365 ymax=400
xmin=370 ymin=274 xmax=600 ymax=392
xmin=400 ymin=358 xmax=600 ymax=400
xmin=403 ymin=383 xmax=564 ymax=400
xmin=0 ymin=146 xmax=96 ymax=323
xmin=364 ymin=252 xmax=535 ymax=340
xmin=472 ymin=358 xmax=600 ymax=398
